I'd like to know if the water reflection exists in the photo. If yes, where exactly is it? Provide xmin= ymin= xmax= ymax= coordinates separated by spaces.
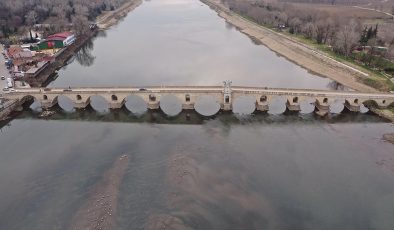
xmin=75 ymin=39 xmax=96 ymax=67
xmin=6 ymin=108 xmax=388 ymax=128
xmin=0 ymin=115 xmax=393 ymax=230
xmin=51 ymin=0 xmax=335 ymax=89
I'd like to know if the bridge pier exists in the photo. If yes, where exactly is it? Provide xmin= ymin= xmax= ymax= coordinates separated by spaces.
xmin=221 ymin=103 xmax=232 ymax=111
xmin=74 ymin=99 xmax=90 ymax=109
xmin=345 ymin=99 xmax=361 ymax=112
xmin=41 ymin=98 xmax=58 ymax=109
xmin=148 ymin=102 xmax=160 ymax=110
xmin=315 ymin=98 xmax=330 ymax=116
xmin=182 ymin=103 xmax=195 ymax=110
xmin=286 ymin=97 xmax=300 ymax=112
xmin=109 ymin=102 xmax=124 ymax=110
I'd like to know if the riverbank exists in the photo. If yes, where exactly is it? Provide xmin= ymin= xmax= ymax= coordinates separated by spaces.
xmin=200 ymin=0 xmax=378 ymax=93
xmin=24 ymin=29 xmax=98 ymax=87
xmin=200 ymin=0 xmax=394 ymax=122
xmin=24 ymin=0 xmax=143 ymax=87
xmin=96 ymin=0 xmax=143 ymax=30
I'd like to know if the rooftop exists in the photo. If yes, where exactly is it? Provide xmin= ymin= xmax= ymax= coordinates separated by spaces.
xmin=47 ymin=32 xmax=74 ymax=41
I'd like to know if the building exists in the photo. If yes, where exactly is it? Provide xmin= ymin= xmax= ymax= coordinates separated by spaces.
xmin=32 ymin=32 xmax=76 ymax=51
xmin=25 ymin=61 xmax=49 ymax=78
xmin=7 ymin=46 xmax=33 ymax=59
xmin=47 ymin=32 xmax=76 ymax=46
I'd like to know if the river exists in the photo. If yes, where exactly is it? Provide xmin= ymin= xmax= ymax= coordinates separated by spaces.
xmin=1 ymin=0 xmax=394 ymax=229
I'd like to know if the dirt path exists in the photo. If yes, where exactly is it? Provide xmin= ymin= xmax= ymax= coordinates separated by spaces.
xmin=68 ymin=155 xmax=129 ymax=230
xmin=96 ymin=0 xmax=143 ymax=30
xmin=201 ymin=0 xmax=378 ymax=93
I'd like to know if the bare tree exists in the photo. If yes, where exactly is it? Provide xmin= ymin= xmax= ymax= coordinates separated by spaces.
xmin=26 ymin=11 xmax=38 ymax=40
xmin=72 ymin=15 xmax=89 ymax=35
xmin=303 ymin=22 xmax=315 ymax=39
xmin=334 ymin=20 xmax=360 ymax=57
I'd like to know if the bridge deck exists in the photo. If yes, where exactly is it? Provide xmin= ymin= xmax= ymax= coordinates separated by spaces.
xmin=3 ymin=86 xmax=394 ymax=99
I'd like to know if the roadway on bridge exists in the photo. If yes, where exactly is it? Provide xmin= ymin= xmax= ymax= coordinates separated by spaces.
xmin=4 ymin=86 xmax=394 ymax=100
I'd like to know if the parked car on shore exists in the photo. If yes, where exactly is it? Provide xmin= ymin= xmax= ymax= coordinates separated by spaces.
xmin=1 ymin=76 xmax=5 ymax=80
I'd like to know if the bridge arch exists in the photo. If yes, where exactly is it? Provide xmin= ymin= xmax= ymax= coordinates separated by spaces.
xmin=268 ymin=96 xmax=287 ymax=114
xmin=57 ymin=95 xmax=75 ymax=112
xmin=89 ymin=95 xmax=110 ymax=113
xmin=111 ymin=95 xmax=118 ymax=101
xmin=232 ymin=95 xmax=256 ymax=115
xmin=149 ymin=94 xmax=157 ymax=102
xmin=159 ymin=95 xmax=183 ymax=116
xmin=20 ymin=95 xmax=43 ymax=111
xmin=124 ymin=95 xmax=147 ymax=115
xmin=185 ymin=94 xmax=191 ymax=102
xmin=194 ymin=95 xmax=221 ymax=116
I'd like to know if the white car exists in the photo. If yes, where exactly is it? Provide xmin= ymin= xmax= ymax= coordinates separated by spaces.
xmin=3 ymin=87 xmax=9 ymax=91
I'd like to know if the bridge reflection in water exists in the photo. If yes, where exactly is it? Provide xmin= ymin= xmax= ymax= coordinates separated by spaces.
xmin=4 ymin=81 xmax=394 ymax=117
xmin=6 ymin=108 xmax=388 ymax=127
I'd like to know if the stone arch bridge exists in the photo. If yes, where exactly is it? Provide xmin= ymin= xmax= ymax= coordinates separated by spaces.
xmin=3 ymin=83 xmax=394 ymax=116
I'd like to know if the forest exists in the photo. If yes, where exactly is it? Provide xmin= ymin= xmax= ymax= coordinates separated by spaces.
xmin=0 ymin=0 xmax=129 ymax=38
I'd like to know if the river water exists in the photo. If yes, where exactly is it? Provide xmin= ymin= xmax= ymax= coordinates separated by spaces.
xmin=1 ymin=0 xmax=394 ymax=229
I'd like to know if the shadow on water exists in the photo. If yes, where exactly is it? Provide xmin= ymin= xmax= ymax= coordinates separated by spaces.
xmin=3 ymin=105 xmax=388 ymax=128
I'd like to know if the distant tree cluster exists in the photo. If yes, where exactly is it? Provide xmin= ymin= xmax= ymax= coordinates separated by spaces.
xmin=277 ymin=0 xmax=373 ymax=5
xmin=221 ymin=0 xmax=394 ymax=74
xmin=0 ymin=0 xmax=128 ymax=39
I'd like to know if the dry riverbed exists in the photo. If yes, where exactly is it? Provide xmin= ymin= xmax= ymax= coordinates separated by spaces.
xmin=68 ymin=155 xmax=129 ymax=230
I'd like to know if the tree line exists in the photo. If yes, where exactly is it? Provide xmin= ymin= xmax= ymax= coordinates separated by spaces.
xmin=0 ymin=0 xmax=128 ymax=39
xmin=221 ymin=0 xmax=394 ymax=75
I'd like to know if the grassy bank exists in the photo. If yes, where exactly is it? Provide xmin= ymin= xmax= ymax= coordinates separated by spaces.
xmin=231 ymin=9 xmax=394 ymax=92
xmin=286 ymin=32 xmax=394 ymax=91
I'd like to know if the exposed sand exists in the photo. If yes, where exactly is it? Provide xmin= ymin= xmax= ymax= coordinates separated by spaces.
xmin=383 ymin=133 xmax=394 ymax=145
xmin=369 ymin=107 xmax=394 ymax=122
xmin=68 ymin=155 xmax=129 ymax=230
xmin=144 ymin=143 xmax=282 ymax=229
xmin=200 ymin=0 xmax=378 ymax=93
xmin=96 ymin=0 xmax=143 ymax=30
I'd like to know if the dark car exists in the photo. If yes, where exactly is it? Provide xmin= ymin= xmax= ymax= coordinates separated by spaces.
xmin=139 ymin=88 xmax=147 ymax=91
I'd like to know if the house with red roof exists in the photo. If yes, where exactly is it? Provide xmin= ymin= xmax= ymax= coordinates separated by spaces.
xmin=32 ymin=31 xmax=76 ymax=50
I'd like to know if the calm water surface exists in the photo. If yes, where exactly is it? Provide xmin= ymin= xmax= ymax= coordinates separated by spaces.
xmin=1 ymin=0 xmax=394 ymax=229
